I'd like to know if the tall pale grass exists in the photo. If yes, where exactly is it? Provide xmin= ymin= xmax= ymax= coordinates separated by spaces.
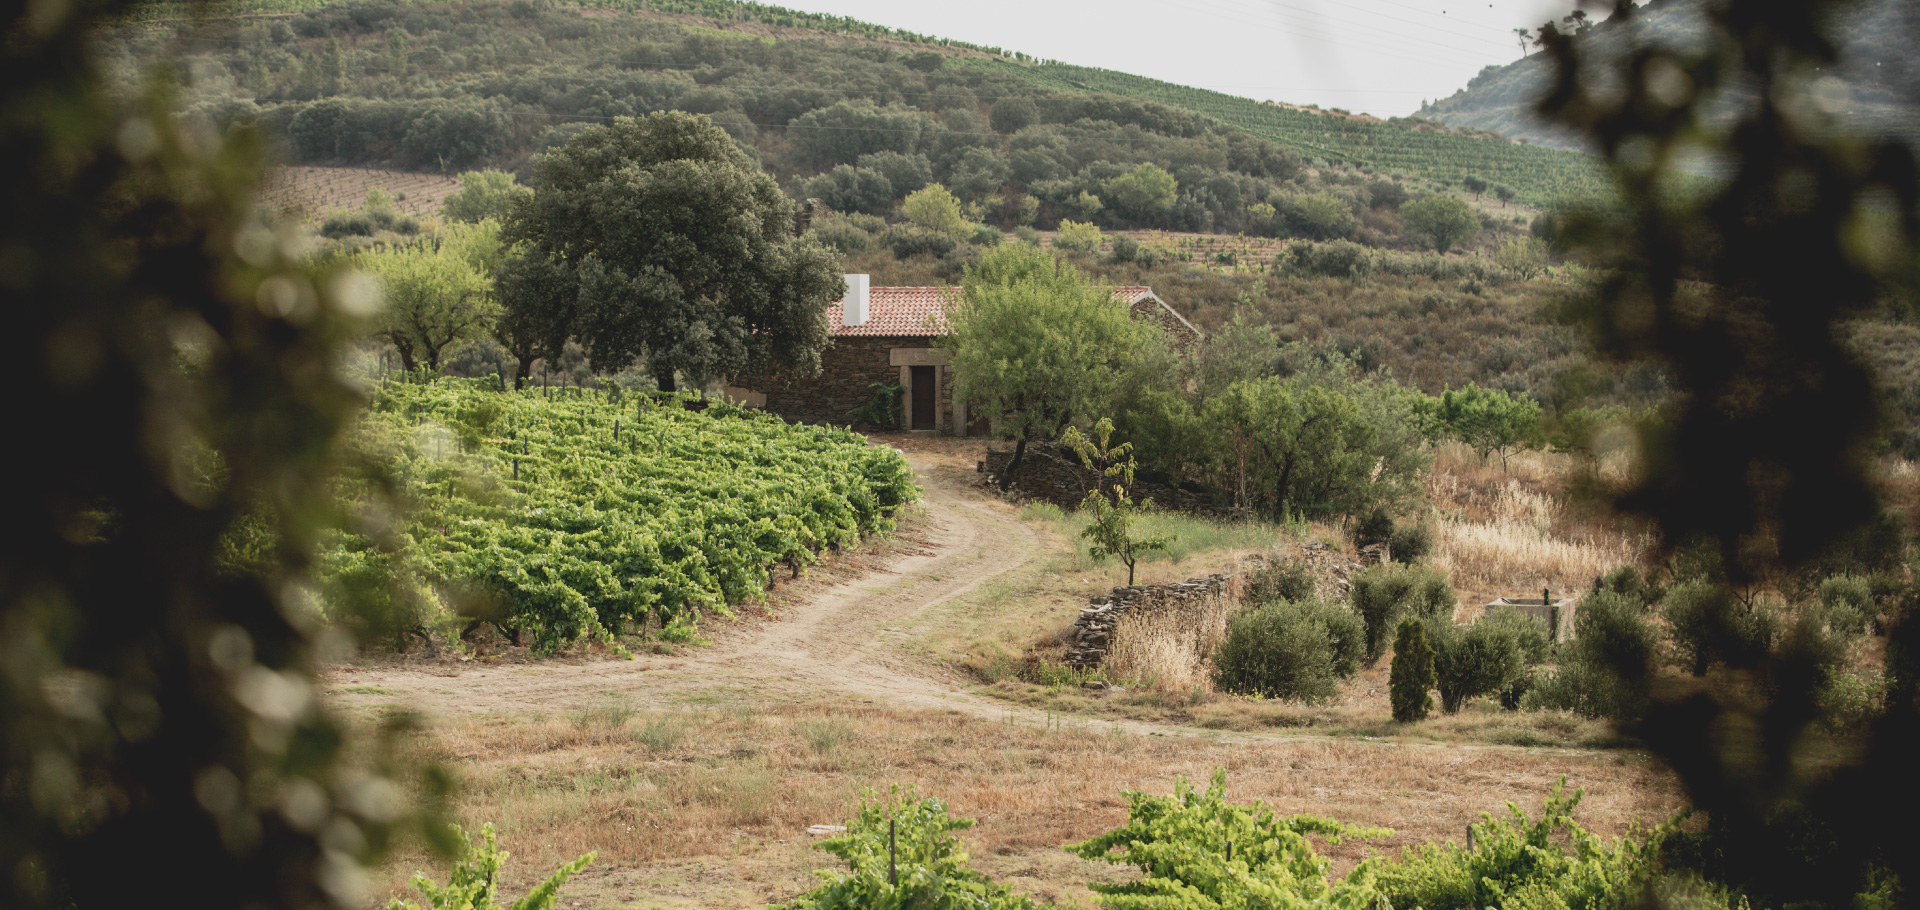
xmin=1429 ymin=479 xmax=1641 ymax=607
xmin=1105 ymin=583 xmax=1240 ymax=691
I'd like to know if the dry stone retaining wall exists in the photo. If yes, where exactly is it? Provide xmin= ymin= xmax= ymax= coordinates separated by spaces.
xmin=1064 ymin=572 xmax=1241 ymax=668
xmin=1062 ymin=543 xmax=1388 ymax=669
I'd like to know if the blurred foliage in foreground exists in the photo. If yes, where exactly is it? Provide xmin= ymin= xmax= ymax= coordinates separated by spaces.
xmin=0 ymin=0 xmax=442 ymax=907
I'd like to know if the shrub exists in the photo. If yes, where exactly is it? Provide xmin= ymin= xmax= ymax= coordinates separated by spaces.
xmin=1351 ymin=507 xmax=1432 ymax=563
xmin=1212 ymin=598 xmax=1359 ymax=701
xmin=780 ymin=788 xmax=1043 ymax=910
xmin=1594 ymin=565 xmax=1659 ymax=607
xmin=1402 ymin=194 xmax=1479 ymax=253
xmin=1366 ymin=178 xmax=1409 ymax=211
xmin=1478 ymin=603 xmax=1554 ymax=665
xmin=1391 ymin=520 xmax=1434 ymax=562
xmin=840 ymin=212 xmax=888 ymax=234
xmin=1054 ymin=219 xmax=1103 ymax=253
xmin=319 ymin=211 xmax=376 ymax=238
xmin=1818 ymin=575 xmax=1874 ymax=635
xmin=1012 ymin=224 xmax=1041 ymax=246
xmin=901 ymin=183 xmax=968 ymax=238
xmin=809 ymin=218 xmax=874 ymax=254
xmin=1426 ymin=616 xmax=1528 ymax=714
xmin=1109 ymin=234 xmax=1141 ymax=263
xmin=1351 ymin=507 xmax=1394 ymax=551
xmin=442 ymin=169 xmax=530 ymax=224
xmin=1290 ymin=239 xmax=1370 ymax=277
xmin=969 ymin=223 xmax=1003 ymax=247
xmin=881 ymin=226 xmax=957 ymax=259
xmin=1351 ymin=563 xmax=1456 ymax=665
xmin=1660 ymin=581 xmax=1777 ymax=676
xmin=1521 ymin=592 xmax=1656 ymax=721
xmin=1247 ymin=558 xmax=1316 ymax=605
xmin=1390 ymin=619 xmax=1436 ymax=722
xmin=390 ymin=822 xmax=594 ymax=910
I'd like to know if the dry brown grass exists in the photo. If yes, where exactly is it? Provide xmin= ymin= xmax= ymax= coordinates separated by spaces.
xmin=367 ymin=697 xmax=1681 ymax=909
xmin=1105 ymin=580 xmax=1241 ymax=691
xmin=1425 ymin=443 xmax=1645 ymax=612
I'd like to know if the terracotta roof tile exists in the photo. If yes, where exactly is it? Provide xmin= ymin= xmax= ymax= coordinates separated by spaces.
xmin=828 ymin=286 xmax=955 ymax=337
xmin=826 ymin=284 xmax=1192 ymax=338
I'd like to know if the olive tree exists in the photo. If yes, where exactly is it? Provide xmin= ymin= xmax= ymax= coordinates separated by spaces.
xmin=1401 ymin=194 xmax=1479 ymax=253
xmin=442 ymin=169 xmax=532 ymax=224
xmin=356 ymin=220 xmax=501 ymax=372
xmin=945 ymin=245 xmax=1165 ymax=485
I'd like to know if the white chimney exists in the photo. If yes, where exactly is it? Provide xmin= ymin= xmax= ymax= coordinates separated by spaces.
xmin=842 ymin=273 xmax=871 ymax=328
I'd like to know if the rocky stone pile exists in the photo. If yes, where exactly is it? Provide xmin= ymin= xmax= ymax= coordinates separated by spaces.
xmin=1293 ymin=541 xmax=1388 ymax=602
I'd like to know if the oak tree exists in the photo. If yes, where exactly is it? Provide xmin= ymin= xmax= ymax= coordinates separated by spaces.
xmin=507 ymin=112 xmax=842 ymax=391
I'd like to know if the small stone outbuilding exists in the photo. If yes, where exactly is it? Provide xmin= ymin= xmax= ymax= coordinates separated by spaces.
xmin=734 ymin=274 xmax=1200 ymax=434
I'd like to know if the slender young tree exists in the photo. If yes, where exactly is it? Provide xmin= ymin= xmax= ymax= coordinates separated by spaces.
xmin=1061 ymin=417 xmax=1174 ymax=586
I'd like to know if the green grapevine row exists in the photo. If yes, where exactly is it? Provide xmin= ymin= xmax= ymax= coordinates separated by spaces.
xmin=324 ymin=379 xmax=917 ymax=651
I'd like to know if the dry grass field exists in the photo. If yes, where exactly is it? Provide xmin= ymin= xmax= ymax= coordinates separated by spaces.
xmin=358 ymin=695 xmax=1679 ymax=909
xmin=259 ymin=166 xmax=461 ymax=220
xmin=1423 ymin=442 xmax=1648 ymax=613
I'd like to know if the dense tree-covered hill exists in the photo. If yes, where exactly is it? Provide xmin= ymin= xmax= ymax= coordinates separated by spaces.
xmin=111 ymin=0 xmax=1606 ymax=233
xmin=1420 ymin=0 xmax=1920 ymax=154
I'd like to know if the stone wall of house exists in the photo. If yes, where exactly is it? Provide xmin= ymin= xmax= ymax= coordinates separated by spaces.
xmin=983 ymin=442 xmax=1207 ymax=510
xmin=754 ymin=335 xmax=952 ymax=430
xmin=1131 ymin=299 xmax=1201 ymax=350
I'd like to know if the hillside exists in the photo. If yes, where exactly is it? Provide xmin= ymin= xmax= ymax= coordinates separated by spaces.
xmin=1421 ymin=0 xmax=1920 ymax=154
xmin=977 ymin=59 xmax=1608 ymax=205
xmin=110 ymin=0 xmax=1605 ymax=225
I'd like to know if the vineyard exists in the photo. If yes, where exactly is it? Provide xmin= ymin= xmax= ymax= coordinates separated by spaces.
xmin=970 ymin=59 xmax=1614 ymax=208
xmin=328 ymin=379 xmax=917 ymax=650
xmin=258 ymin=166 xmax=461 ymax=219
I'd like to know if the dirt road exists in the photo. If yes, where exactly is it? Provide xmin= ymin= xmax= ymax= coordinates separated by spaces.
xmin=328 ymin=451 xmax=1047 ymax=719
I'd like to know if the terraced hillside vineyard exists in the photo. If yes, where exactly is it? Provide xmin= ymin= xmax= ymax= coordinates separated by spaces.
xmin=329 ymin=380 xmax=917 ymax=650
xmin=976 ymin=59 xmax=1610 ymax=206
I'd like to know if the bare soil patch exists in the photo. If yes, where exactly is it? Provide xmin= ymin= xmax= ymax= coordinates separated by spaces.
xmin=259 ymin=166 xmax=460 ymax=220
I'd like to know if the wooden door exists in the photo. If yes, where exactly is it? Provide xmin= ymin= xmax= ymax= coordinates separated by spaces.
xmin=910 ymin=365 xmax=936 ymax=431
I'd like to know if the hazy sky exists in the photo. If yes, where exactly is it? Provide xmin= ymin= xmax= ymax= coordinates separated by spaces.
xmin=767 ymin=0 xmax=1585 ymax=118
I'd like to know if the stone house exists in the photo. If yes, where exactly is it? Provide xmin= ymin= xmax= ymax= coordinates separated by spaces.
xmin=737 ymin=274 xmax=1201 ymax=434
